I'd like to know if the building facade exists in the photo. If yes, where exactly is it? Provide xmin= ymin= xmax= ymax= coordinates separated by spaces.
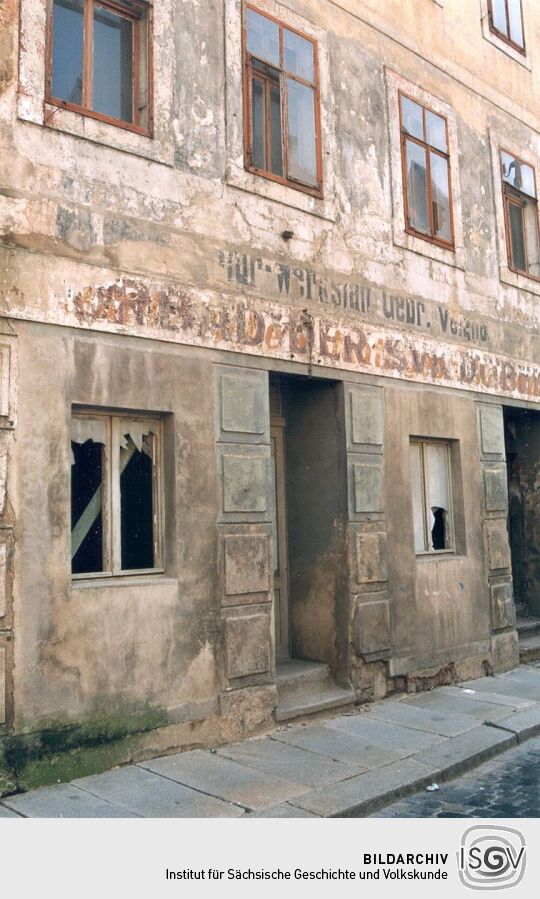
xmin=0 ymin=0 xmax=539 ymax=790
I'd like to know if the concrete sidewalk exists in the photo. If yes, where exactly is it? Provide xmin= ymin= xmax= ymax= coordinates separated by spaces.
xmin=2 ymin=665 xmax=540 ymax=818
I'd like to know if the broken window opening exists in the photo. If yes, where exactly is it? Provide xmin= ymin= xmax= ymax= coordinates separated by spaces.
xmin=431 ymin=507 xmax=448 ymax=551
xmin=71 ymin=413 xmax=161 ymax=577
xmin=501 ymin=149 xmax=540 ymax=280
xmin=71 ymin=437 xmax=105 ymax=574
xmin=244 ymin=5 xmax=322 ymax=195
xmin=410 ymin=439 xmax=455 ymax=555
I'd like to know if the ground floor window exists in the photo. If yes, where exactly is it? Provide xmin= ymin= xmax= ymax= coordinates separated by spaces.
xmin=71 ymin=412 xmax=162 ymax=576
xmin=410 ymin=438 xmax=455 ymax=554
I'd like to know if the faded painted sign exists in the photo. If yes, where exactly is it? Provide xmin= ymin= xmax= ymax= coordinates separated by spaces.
xmin=218 ymin=250 xmax=490 ymax=346
xmin=68 ymin=278 xmax=540 ymax=403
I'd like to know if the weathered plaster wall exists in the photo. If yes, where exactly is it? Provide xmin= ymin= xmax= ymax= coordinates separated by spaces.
xmin=0 ymin=0 xmax=538 ymax=781
xmin=385 ymin=388 xmax=490 ymax=675
xmin=0 ymin=0 xmax=539 ymax=398
xmin=13 ymin=322 xmax=222 ymax=729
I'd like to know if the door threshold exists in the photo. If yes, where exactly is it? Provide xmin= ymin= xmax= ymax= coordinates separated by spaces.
xmin=275 ymin=659 xmax=355 ymax=723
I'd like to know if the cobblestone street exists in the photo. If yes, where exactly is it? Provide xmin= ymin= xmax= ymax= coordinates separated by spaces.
xmin=373 ymin=734 xmax=540 ymax=818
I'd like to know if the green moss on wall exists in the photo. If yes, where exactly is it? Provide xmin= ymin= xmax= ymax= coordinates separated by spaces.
xmin=0 ymin=705 xmax=168 ymax=796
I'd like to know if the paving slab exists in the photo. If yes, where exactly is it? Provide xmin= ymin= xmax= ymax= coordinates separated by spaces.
xmin=2 ymin=782 xmax=140 ymax=818
xmin=328 ymin=713 xmax=447 ymax=751
xmin=248 ymin=803 xmax=321 ymax=818
xmin=400 ymin=691 xmax=512 ymax=722
xmin=438 ymin=686 xmax=535 ymax=710
xmin=271 ymin=722 xmax=403 ymax=768
xmin=218 ymin=735 xmax=365 ymax=786
xmin=73 ymin=765 xmax=243 ymax=818
xmin=0 ymin=804 xmax=21 ymax=818
xmin=289 ymin=758 xmax=438 ymax=818
xmin=411 ymin=724 xmax=516 ymax=781
xmin=363 ymin=700 xmax=482 ymax=736
xmin=460 ymin=669 xmax=540 ymax=703
xmin=491 ymin=706 xmax=540 ymax=742
xmin=139 ymin=749 xmax=309 ymax=810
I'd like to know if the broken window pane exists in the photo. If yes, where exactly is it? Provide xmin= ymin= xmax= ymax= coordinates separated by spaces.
xmin=410 ymin=441 xmax=454 ymax=555
xmin=406 ymin=140 xmax=429 ymax=234
xmin=71 ymin=432 xmax=105 ymax=575
xmin=119 ymin=428 xmax=155 ymax=570
xmin=51 ymin=0 xmax=84 ymax=105
xmin=501 ymin=151 xmax=519 ymax=189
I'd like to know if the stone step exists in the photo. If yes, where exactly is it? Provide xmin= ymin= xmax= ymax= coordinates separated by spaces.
xmin=519 ymin=634 xmax=540 ymax=663
xmin=275 ymin=684 xmax=355 ymax=723
xmin=516 ymin=617 xmax=540 ymax=637
xmin=276 ymin=659 xmax=355 ymax=723
xmin=276 ymin=659 xmax=332 ymax=692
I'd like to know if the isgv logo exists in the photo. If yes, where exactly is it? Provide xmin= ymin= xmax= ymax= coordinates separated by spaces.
xmin=458 ymin=826 xmax=526 ymax=890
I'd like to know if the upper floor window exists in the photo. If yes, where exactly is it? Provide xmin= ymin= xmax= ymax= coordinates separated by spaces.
xmin=501 ymin=150 xmax=540 ymax=280
xmin=47 ymin=0 xmax=151 ymax=134
xmin=399 ymin=92 xmax=454 ymax=249
xmin=243 ymin=5 xmax=322 ymax=196
xmin=488 ymin=0 xmax=525 ymax=53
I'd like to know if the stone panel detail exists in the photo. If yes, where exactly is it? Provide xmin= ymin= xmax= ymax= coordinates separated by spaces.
xmin=484 ymin=465 xmax=509 ymax=512
xmin=225 ymin=614 xmax=271 ymax=679
xmin=487 ymin=522 xmax=512 ymax=571
xmin=0 ymin=540 xmax=6 ymax=619
xmin=478 ymin=404 xmax=505 ymax=457
xmin=491 ymin=631 xmax=520 ymax=673
xmin=224 ymin=534 xmax=270 ymax=595
xmin=491 ymin=581 xmax=516 ymax=631
xmin=356 ymin=531 xmax=388 ymax=584
xmin=353 ymin=463 xmax=383 ymax=513
xmin=220 ymin=372 xmax=267 ymax=438
xmin=355 ymin=600 xmax=391 ymax=659
xmin=0 ymin=646 xmax=5 ymax=725
xmin=350 ymin=389 xmax=384 ymax=447
xmin=222 ymin=454 xmax=267 ymax=513
xmin=0 ymin=345 xmax=10 ymax=420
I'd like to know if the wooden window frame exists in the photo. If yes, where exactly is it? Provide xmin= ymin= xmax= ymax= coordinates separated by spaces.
xmin=45 ymin=0 xmax=153 ymax=137
xmin=399 ymin=90 xmax=455 ymax=251
xmin=410 ymin=438 xmax=455 ymax=557
xmin=71 ymin=411 xmax=163 ymax=580
xmin=242 ymin=3 xmax=323 ymax=199
xmin=500 ymin=148 xmax=540 ymax=282
xmin=488 ymin=0 xmax=526 ymax=55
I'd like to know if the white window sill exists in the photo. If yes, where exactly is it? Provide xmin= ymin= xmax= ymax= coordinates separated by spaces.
xmin=70 ymin=573 xmax=175 ymax=590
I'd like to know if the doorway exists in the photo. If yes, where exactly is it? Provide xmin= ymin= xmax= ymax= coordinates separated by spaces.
xmin=504 ymin=407 xmax=540 ymax=620
xmin=270 ymin=405 xmax=290 ymax=662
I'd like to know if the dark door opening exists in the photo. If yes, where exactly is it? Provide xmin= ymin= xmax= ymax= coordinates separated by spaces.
xmin=504 ymin=406 xmax=540 ymax=619
xmin=269 ymin=374 xmax=348 ymax=673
